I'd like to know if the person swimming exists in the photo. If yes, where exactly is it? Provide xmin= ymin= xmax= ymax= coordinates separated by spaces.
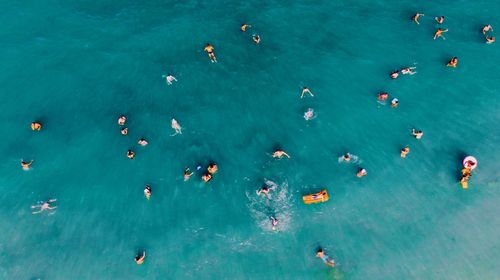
xmin=127 ymin=150 xmax=135 ymax=159
xmin=412 ymin=129 xmax=424 ymax=139
xmin=400 ymin=147 xmax=410 ymax=158
xmin=184 ymin=168 xmax=193 ymax=181
xmin=434 ymin=28 xmax=449 ymax=40
xmin=204 ymin=43 xmax=217 ymax=63
xmin=435 ymin=16 xmax=444 ymax=24
xmin=207 ymin=163 xmax=218 ymax=174
xmin=357 ymin=168 xmax=367 ymax=178
xmin=301 ymin=87 xmax=314 ymax=98
xmin=121 ymin=127 xmax=128 ymax=135
xmin=378 ymin=92 xmax=389 ymax=101
xmin=31 ymin=122 xmax=42 ymax=131
xmin=256 ymin=180 xmax=278 ymax=196
xmin=241 ymin=23 xmax=252 ymax=32
xmin=342 ymin=153 xmax=351 ymax=162
xmin=486 ymin=36 xmax=495 ymax=44
xmin=202 ymin=173 xmax=212 ymax=183
xmin=118 ymin=115 xmax=126 ymax=126
xmin=165 ymin=74 xmax=177 ymax=85
xmin=412 ymin=13 xmax=424 ymax=25
xmin=270 ymin=216 xmax=278 ymax=231
xmin=316 ymin=248 xmax=335 ymax=267
xmin=144 ymin=185 xmax=151 ymax=200
xmin=304 ymin=108 xmax=315 ymax=120
xmin=482 ymin=24 xmax=493 ymax=34
xmin=138 ymin=138 xmax=148 ymax=146
xmin=31 ymin=199 xmax=57 ymax=214
xmin=21 ymin=159 xmax=33 ymax=170
xmin=447 ymin=57 xmax=458 ymax=67
xmin=272 ymin=150 xmax=290 ymax=159
xmin=171 ymin=118 xmax=182 ymax=135
xmin=391 ymin=98 xmax=399 ymax=108
xmin=252 ymin=35 xmax=261 ymax=44
xmin=390 ymin=70 xmax=399 ymax=79
xmin=135 ymin=251 xmax=146 ymax=265
xmin=401 ymin=67 xmax=417 ymax=75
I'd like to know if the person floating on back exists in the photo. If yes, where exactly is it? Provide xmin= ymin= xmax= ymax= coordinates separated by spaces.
xmin=204 ymin=43 xmax=217 ymax=63
xmin=171 ymin=119 xmax=182 ymax=136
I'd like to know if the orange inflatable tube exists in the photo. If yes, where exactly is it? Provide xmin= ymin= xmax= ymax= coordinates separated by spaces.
xmin=303 ymin=190 xmax=329 ymax=204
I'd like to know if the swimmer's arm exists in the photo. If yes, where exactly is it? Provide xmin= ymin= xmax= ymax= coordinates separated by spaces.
xmin=32 ymin=209 xmax=43 ymax=214
xmin=283 ymin=152 xmax=291 ymax=158
xmin=47 ymin=206 xmax=57 ymax=210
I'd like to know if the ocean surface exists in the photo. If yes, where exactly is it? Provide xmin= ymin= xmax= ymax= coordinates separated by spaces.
xmin=0 ymin=0 xmax=499 ymax=279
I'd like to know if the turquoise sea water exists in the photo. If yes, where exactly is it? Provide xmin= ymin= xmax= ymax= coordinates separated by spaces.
xmin=1 ymin=0 xmax=499 ymax=279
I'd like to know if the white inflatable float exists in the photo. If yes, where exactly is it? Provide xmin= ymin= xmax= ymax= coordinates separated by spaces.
xmin=463 ymin=156 xmax=477 ymax=170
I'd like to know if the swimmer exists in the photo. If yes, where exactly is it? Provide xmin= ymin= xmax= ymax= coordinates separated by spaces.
xmin=412 ymin=13 xmax=424 ymax=25
xmin=316 ymin=248 xmax=335 ymax=267
xmin=165 ymin=74 xmax=177 ymax=85
xmin=31 ymin=199 xmax=57 ymax=214
xmin=21 ymin=159 xmax=33 ymax=170
xmin=31 ymin=122 xmax=42 ymax=131
xmin=412 ymin=129 xmax=423 ymax=139
xmin=202 ymin=173 xmax=212 ymax=183
xmin=434 ymin=28 xmax=448 ymax=40
xmin=390 ymin=70 xmax=399 ymax=79
xmin=378 ymin=92 xmax=389 ymax=101
xmin=135 ymin=251 xmax=146 ymax=265
xmin=357 ymin=168 xmax=367 ymax=178
xmin=207 ymin=163 xmax=218 ymax=174
xmin=400 ymin=147 xmax=410 ymax=158
xmin=304 ymin=108 xmax=315 ymax=120
xmin=486 ymin=36 xmax=495 ymax=44
xmin=144 ymin=185 xmax=151 ymax=200
xmin=301 ymin=87 xmax=314 ymax=98
xmin=482 ymin=25 xmax=493 ymax=34
xmin=171 ymin=118 xmax=182 ymax=135
xmin=204 ymin=43 xmax=217 ymax=63
xmin=138 ymin=138 xmax=148 ymax=146
xmin=391 ymin=98 xmax=399 ymax=108
xmin=121 ymin=127 xmax=128 ymax=135
xmin=401 ymin=67 xmax=417 ymax=75
xmin=447 ymin=57 xmax=458 ymax=67
xmin=241 ymin=23 xmax=252 ymax=32
xmin=118 ymin=115 xmax=126 ymax=126
xmin=184 ymin=168 xmax=193 ymax=181
xmin=435 ymin=16 xmax=444 ymax=24
xmin=256 ymin=180 xmax=277 ymax=196
xmin=272 ymin=150 xmax=290 ymax=159
xmin=342 ymin=153 xmax=351 ymax=162
xmin=252 ymin=35 xmax=261 ymax=44
xmin=127 ymin=150 xmax=135 ymax=159
xmin=270 ymin=216 xmax=278 ymax=231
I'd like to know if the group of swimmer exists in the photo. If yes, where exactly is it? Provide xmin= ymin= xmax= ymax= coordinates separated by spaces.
xmin=117 ymin=115 xmax=149 ymax=160
xmin=413 ymin=12 xmax=494 ymax=44
xmin=25 ymin=13 xmax=487 ymax=268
